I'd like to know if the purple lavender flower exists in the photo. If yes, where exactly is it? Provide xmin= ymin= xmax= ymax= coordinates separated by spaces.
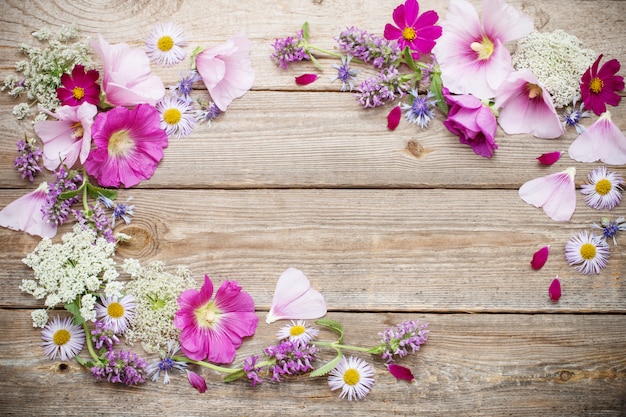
xmin=91 ymin=320 xmax=120 ymax=350
xmin=41 ymin=167 xmax=82 ymax=226
xmin=377 ymin=320 xmax=429 ymax=363
xmin=271 ymin=30 xmax=310 ymax=69
xmin=264 ymin=340 xmax=318 ymax=382
xmin=336 ymin=27 xmax=401 ymax=69
xmin=73 ymin=202 xmax=115 ymax=243
xmin=355 ymin=67 xmax=407 ymax=108
xmin=14 ymin=138 xmax=42 ymax=182
xmin=242 ymin=354 xmax=264 ymax=386
xmin=91 ymin=349 xmax=147 ymax=385
xmin=331 ymin=55 xmax=359 ymax=92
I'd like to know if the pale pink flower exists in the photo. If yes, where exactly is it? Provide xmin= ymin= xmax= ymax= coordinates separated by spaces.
xmin=34 ymin=102 xmax=97 ymax=171
xmin=266 ymin=268 xmax=327 ymax=324
xmin=0 ymin=182 xmax=57 ymax=238
xmin=568 ymin=111 xmax=626 ymax=165
xmin=495 ymin=70 xmax=564 ymax=139
xmin=91 ymin=34 xmax=165 ymax=107
xmin=432 ymin=0 xmax=533 ymax=99
xmin=519 ymin=167 xmax=577 ymax=222
xmin=195 ymin=33 xmax=255 ymax=111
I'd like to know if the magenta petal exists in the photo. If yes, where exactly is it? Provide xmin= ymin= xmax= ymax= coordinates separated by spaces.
xmin=186 ymin=371 xmax=207 ymax=393
xmin=388 ymin=363 xmax=415 ymax=381
xmin=295 ymin=73 xmax=318 ymax=85
xmin=548 ymin=278 xmax=561 ymax=301
xmin=536 ymin=151 xmax=562 ymax=165
xmin=387 ymin=106 xmax=402 ymax=130
xmin=530 ymin=246 xmax=549 ymax=270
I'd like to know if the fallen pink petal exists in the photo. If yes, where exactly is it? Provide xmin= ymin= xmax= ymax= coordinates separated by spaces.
xmin=266 ymin=268 xmax=327 ymax=324
xmin=388 ymin=363 xmax=415 ymax=381
xmin=186 ymin=370 xmax=207 ymax=393
xmin=0 ymin=182 xmax=57 ymax=238
xmin=549 ymin=278 xmax=561 ymax=301
xmin=295 ymin=73 xmax=318 ymax=85
xmin=387 ymin=105 xmax=402 ymax=130
xmin=531 ymin=246 xmax=549 ymax=270
xmin=536 ymin=151 xmax=562 ymax=166
xmin=568 ymin=111 xmax=626 ymax=165
xmin=518 ymin=167 xmax=577 ymax=222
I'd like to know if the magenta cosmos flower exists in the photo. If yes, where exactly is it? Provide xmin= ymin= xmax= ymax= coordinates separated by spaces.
xmin=84 ymin=104 xmax=168 ymax=188
xmin=174 ymin=275 xmax=258 ymax=364
xmin=580 ymin=54 xmax=624 ymax=116
xmin=90 ymin=34 xmax=165 ymax=107
xmin=195 ymin=33 xmax=255 ymax=111
xmin=56 ymin=64 xmax=101 ymax=106
xmin=433 ymin=0 xmax=533 ymax=99
xmin=0 ymin=182 xmax=57 ymax=238
xmin=568 ymin=111 xmax=626 ymax=165
xmin=383 ymin=0 xmax=442 ymax=59
xmin=519 ymin=167 xmax=577 ymax=222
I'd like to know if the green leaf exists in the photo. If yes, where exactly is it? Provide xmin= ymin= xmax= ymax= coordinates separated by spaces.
xmin=430 ymin=71 xmax=448 ymax=115
xmin=59 ymin=188 xmax=81 ymax=201
xmin=86 ymin=183 xmax=117 ymax=201
xmin=315 ymin=318 xmax=344 ymax=344
xmin=301 ymin=22 xmax=310 ymax=41
xmin=223 ymin=369 xmax=246 ymax=383
xmin=309 ymin=349 xmax=342 ymax=377
xmin=64 ymin=300 xmax=85 ymax=326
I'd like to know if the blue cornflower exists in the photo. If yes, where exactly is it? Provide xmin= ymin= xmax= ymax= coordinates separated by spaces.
xmin=331 ymin=55 xmax=359 ymax=92
xmin=562 ymin=98 xmax=591 ymax=134
xmin=592 ymin=217 xmax=626 ymax=246
xmin=400 ymin=90 xmax=437 ymax=128
xmin=147 ymin=340 xmax=188 ymax=384
xmin=195 ymin=100 xmax=221 ymax=125
xmin=97 ymin=195 xmax=135 ymax=228
xmin=171 ymin=70 xmax=201 ymax=102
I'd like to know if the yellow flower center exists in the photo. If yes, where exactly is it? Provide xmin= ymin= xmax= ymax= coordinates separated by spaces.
xmin=580 ymin=243 xmax=597 ymax=260
xmin=72 ymin=86 xmax=85 ymax=100
xmin=53 ymin=329 xmax=71 ymax=346
xmin=70 ymin=122 xmax=84 ymax=139
xmin=194 ymin=303 xmax=220 ymax=328
xmin=526 ymin=83 xmax=543 ymax=99
xmin=289 ymin=325 xmax=306 ymax=336
xmin=163 ymin=108 xmax=182 ymax=125
xmin=343 ymin=368 xmax=360 ymax=386
xmin=589 ymin=77 xmax=604 ymax=94
xmin=594 ymin=178 xmax=612 ymax=195
xmin=157 ymin=35 xmax=175 ymax=52
xmin=402 ymin=27 xmax=417 ymax=41
xmin=470 ymin=36 xmax=495 ymax=60
xmin=107 ymin=302 xmax=125 ymax=319
xmin=108 ymin=130 xmax=134 ymax=157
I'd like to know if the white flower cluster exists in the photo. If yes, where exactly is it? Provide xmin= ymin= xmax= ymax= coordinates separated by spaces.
xmin=123 ymin=259 xmax=196 ymax=353
xmin=512 ymin=29 xmax=596 ymax=108
xmin=21 ymin=224 xmax=120 ymax=327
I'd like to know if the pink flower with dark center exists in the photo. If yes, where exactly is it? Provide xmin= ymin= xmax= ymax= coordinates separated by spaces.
xmin=568 ymin=111 xmax=626 ymax=165
xmin=174 ymin=275 xmax=258 ymax=364
xmin=56 ymin=64 xmax=101 ymax=106
xmin=383 ymin=0 xmax=442 ymax=59
xmin=84 ymin=104 xmax=168 ymax=188
xmin=0 ymin=182 xmax=57 ymax=238
xmin=433 ymin=0 xmax=533 ymax=99
xmin=519 ymin=167 xmax=577 ymax=222
xmin=580 ymin=54 xmax=624 ymax=116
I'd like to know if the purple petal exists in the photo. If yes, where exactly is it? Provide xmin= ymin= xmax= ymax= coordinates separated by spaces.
xmin=530 ymin=246 xmax=549 ymax=270
xmin=387 ymin=106 xmax=402 ymax=130
xmin=548 ymin=278 xmax=561 ymax=301
xmin=536 ymin=151 xmax=562 ymax=165
xmin=388 ymin=363 xmax=415 ymax=381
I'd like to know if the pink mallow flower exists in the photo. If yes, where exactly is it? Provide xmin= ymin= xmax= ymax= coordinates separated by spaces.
xmin=519 ymin=167 xmax=577 ymax=222
xmin=90 ymin=34 xmax=165 ymax=107
xmin=84 ymin=104 xmax=168 ymax=188
xmin=383 ymin=0 xmax=442 ymax=59
xmin=495 ymin=70 xmax=564 ymax=139
xmin=0 ymin=182 xmax=57 ymax=238
xmin=34 ymin=102 xmax=97 ymax=171
xmin=433 ymin=0 xmax=533 ymax=100
xmin=195 ymin=33 xmax=255 ymax=112
xmin=174 ymin=275 xmax=258 ymax=364
xmin=568 ymin=111 xmax=626 ymax=165
xmin=266 ymin=268 xmax=327 ymax=324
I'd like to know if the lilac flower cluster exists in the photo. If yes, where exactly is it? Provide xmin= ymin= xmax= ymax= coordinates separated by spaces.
xmin=91 ymin=320 xmax=120 ymax=350
xmin=242 ymin=354 xmax=263 ymax=386
xmin=271 ymin=30 xmax=310 ymax=69
xmin=356 ymin=67 xmax=408 ymax=108
xmin=264 ymin=340 xmax=319 ymax=383
xmin=91 ymin=349 xmax=148 ymax=386
xmin=14 ymin=138 xmax=42 ymax=182
xmin=378 ymin=320 xmax=429 ymax=363
xmin=336 ymin=27 xmax=401 ymax=69
xmin=73 ymin=203 xmax=115 ymax=243
xmin=41 ymin=167 xmax=82 ymax=226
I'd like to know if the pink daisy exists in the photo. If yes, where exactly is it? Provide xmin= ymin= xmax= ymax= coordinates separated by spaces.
xmin=56 ymin=64 xmax=101 ymax=106
xmin=383 ymin=0 xmax=442 ymax=59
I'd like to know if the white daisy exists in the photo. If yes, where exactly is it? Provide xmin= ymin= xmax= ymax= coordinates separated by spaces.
xmin=95 ymin=294 xmax=137 ymax=334
xmin=146 ymin=22 xmax=188 ymax=66
xmin=328 ymin=356 xmax=375 ymax=401
xmin=565 ymin=231 xmax=610 ymax=275
xmin=156 ymin=95 xmax=196 ymax=139
xmin=41 ymin=316 xmax=85 ymax=361
xmin=276 ymin=319 xmax=319 ymax=347
xmin=581 ymin=166 xmax=624 ymax=210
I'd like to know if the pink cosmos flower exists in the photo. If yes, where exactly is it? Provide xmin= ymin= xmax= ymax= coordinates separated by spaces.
xmin=519 ymin=167 xmax=577 ymax=222
xmin=295 ymin=74 xmax=318 ymax=85
xmin=383 ymin=0 xmax=442 ymax=59
xmin=266 ymin=268 xmax=327 ymax=324
xmin=0 ymin=182 xmax=57 ymax=238
xmin=34 ymin=102 xmax=97 ymax=171
xmin=174 ymin=275 xmax=258 ymax=364
xmin=90 ymin=34 xmax=165 ymax=107
xmin=495 ymin=70 xmax=564 ymax=139
xmin=432 ymin=0 xmax=533 ymax=99
xmin=536 ymin=151 xmax=562 ymax=166
xmin=195 ymin=33 xmax=255 ymax=111
xmin=568 ymin=111 xmax=626 ymax=165
xmin=530 ymin=246 xmax=549 ymax=270
xmin=442 ymin=88 xmax=498 ymax=158
xmin=387 ymin=106 xmax=402 ymax=130
xmin=580 ymin=54 xmax=624 ymax=116
xmin=84 ymin=104 xmax=168 ymax=188
xmin=56 ymin=64 xmax=101 ymax=106
xmin=548 ymin=278 xmax=561 ymax=301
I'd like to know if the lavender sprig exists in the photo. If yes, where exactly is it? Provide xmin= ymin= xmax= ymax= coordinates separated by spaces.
xmin=14 ymin=138 xmax=42 ymax=181
xmin=336 ymin=27 xmax=401 ymax=69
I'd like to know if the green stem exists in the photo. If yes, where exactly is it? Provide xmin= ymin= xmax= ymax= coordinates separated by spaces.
xmin=172 ymin=356 xmax=240 ymax=374
xmin=304 ymin=43 xmax=364 ymax=65
xmin=82 ymin=321 xmax=100 ymax=362
xmin=315 ymin=341 xmax=373 ymax=353
xmin=81 ymin=169 xmax=89 ymax=211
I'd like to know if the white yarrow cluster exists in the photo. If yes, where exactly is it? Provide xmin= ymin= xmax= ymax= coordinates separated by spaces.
xmin=512 ymin=30 xmax=596 ymax=108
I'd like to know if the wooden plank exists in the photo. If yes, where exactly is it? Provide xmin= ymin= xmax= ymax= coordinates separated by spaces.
xmin=1 ymin=309 xmax=624 ymax=416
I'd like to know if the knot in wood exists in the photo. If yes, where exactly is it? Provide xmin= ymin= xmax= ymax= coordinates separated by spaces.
xmin=115 ymin=222 xmax=159 ymax=258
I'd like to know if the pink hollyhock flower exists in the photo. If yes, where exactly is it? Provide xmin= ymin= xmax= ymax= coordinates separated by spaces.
xmin=495 ymin=70 xmax=564 ymax=139
xmin=0 ymin=182 xmax=57 ymax=238
xmin=530 ymin=246 xmax=549 ymax=270
xmin=56 ymin=64 xmax=101 ymax=106
xmin=84 ymin=104 xmax=168 ymax=188
xmin=34 ymin=102 xmax=98 ymax=171
xmin=90 ymin=34 xmax=165 ymax=107
xmin=580 ymin=54 xmax=624 ymax=116
xmin=536 ymin=151 xmax=562 ymax=166
xmin=568 ymin=111 xmax=626 ymax=165
xmin=519 ymin=167 xmax=577 ymax=222
xmin=387 ymin=105 xmax=402 ymax=130
xmin=195 ymin=33 xmax=255 ymax=111
xmin=186 ymin=371 xmax=207 ymax=393
xmin=383 ymin=0 xmax=442 ymax=59
xmin=442 ymin=88 xmax=498 ymax=158
xmin=266 ymin=268 xmax=327 ymax=324
xmin=388 ymin=363 xmax=415 ymax=381
xmin=432 ymin=0 xmax=533 ymax=99
xmin=174 ymin=275 xmax=258 ymax=364
xmin=295 ymin=73 xmax=318 ymax=85
xmin=548 ymin=278 xmax=561 ymax=301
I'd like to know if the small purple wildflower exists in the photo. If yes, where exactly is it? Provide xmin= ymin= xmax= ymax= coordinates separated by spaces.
xmin=97 ymin=194 xmax=135 ymax=228
xmin=171 ymin=70 xmax=201 ymax=102
xmin=378 ymin=320 xmax=429 ymax=363
xmin=336 ymin=26 xmax=401 ymax=69
xmin=264 ymin=340 xmax=318 ymax=382
xmin=331 ymin=55 xmax=359 ymax=92
xmin=41 ymin=167 xmax=82 ymax=226
xmin=243 ymin=354 xmax=264 ymax=386
xmin=147 ymin=340 xmax=188 ymax=384
xmin=355 ymin=67 xmax=407 ymax=108
xmin=195 ymin=100 xmax=221 ymax=125
xmin=14 ymin=138 xmax=42 ymax=182
xmin=400 ymin=89 xmax=437 ymax=128
xmin=73 ymin=203 xmax=115 ymax=243
xmin=91 ymin=320 xmax=120 ymax=350
xmin=271 ymin=30 xmax=310 ymax=69
xmin=91 ymin=349 xmax=147 ymax=386
xmin=562 ymin=98 xmax=591 ymax=134
xmin=592 ymin=217 xmax=626 ymax=246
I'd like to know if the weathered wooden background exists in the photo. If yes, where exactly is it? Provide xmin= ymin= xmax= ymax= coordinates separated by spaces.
xmin=0 ymin=0 xmax=625 ymax=416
